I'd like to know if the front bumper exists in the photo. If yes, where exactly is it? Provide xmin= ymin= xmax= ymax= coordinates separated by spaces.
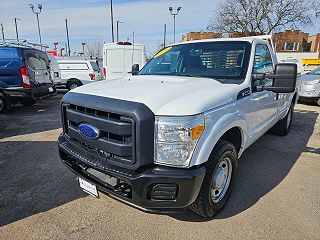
xmin=58 ymin=134 xmax=205 ymax=213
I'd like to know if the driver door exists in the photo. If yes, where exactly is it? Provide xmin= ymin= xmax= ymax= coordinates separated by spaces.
xmin=245 ymin=44 xmax=278 ymax=145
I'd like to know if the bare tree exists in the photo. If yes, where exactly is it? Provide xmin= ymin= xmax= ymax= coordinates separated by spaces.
xmin=85 ymin=40 xmax=103 ymax=59
xmin=208 ymin=0 xmax=319 ymax=36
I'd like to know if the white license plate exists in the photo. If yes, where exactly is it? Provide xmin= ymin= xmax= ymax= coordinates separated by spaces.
xmin=79 ymin=178 xmax=98 ymax=197
xmin=48 ymin=87 xmax=54 ymax=92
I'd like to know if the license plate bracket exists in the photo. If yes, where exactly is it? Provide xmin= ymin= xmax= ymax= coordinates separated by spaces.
xmin=79 ymin=177 xmax=99 ymax=197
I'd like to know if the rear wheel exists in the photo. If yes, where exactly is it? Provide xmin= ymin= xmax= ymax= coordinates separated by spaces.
xmin=0 ymin=93 xmax=11 ymax=114
xmin=189 ymin=140 xmax=237 ymax=218
xmin=270 ymin=105 xmax=293 ymax=136
xmin=21 ymin=99 xmax=36 ymax=106
xmin=67 ymin=80 xmax=82 ymax=90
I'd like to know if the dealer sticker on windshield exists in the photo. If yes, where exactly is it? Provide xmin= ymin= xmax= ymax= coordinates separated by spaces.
xmin=79 ymin=178 xmax=98 ymax=197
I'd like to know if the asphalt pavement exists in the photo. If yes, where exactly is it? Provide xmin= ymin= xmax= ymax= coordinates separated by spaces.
xmin=0 ymin=94 xmax=319 ymax=240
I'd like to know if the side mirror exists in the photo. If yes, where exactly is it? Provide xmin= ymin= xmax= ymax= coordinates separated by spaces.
xmin=131 ymin=64 xmax=139 ymax=75
xmin=253 ymin=63 xmax=297 ymax=93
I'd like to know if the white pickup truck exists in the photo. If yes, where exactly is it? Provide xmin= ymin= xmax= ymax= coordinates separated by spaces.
xmin=58 ymin=38 xmax=298 ymax=218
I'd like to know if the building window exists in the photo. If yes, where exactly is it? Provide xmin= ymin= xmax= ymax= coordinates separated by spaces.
xmin=283 ymin=42 xmax=299 ymax=51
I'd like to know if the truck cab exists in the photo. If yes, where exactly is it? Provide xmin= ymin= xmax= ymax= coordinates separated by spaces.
xmin=58 ymin=38 xmax=298 ymax=218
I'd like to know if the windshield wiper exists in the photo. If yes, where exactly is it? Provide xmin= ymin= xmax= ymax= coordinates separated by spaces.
xmin=175 ymin=73 xmax=196 ymax=77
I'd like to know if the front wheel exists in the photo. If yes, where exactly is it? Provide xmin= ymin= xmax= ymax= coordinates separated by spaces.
xmin=189 ymin=140 xmax=237 ymax=218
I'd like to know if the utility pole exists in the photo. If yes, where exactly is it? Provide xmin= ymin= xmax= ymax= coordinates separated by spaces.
xmin=0 ymin=23 xmax=5 ymax=43
xmin=14 ymin=18 xmax=21 ymax=45
xmin=29 ymin=4 xmax=43 ymax=50
xmin=65 ymin=19 xmax=71 ymax=57
xmin=169 ymin=7 xmax=182 ymax=43
xmin=164 ymin=24 xmax=167 ymax=48
xmin=110 ymin=0 xmax=115 ymax=42
xmin=116 ymin=20 xmax=124 ymax=42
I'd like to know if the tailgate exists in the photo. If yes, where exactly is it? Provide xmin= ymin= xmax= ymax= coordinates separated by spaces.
xmin=23 ymin=49 xmax=52 ymax=85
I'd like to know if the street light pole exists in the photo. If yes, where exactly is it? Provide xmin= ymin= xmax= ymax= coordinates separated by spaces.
xmin=0 ymin=23 xmax=5 ymax=43
xmin=14 ymin=18 xmax=21 ymax=45
xmin=81 ymin=42 xmax=86 ymax=56
xmin=65 ymin=19 xmax=71 ymax=57
xmin=169 ymin=7 xmax=182 ymax=43
xmin=116 ymin=21 xmax=124 ymax=42
xmin=110 ymin=0 xmax=115 ymax=42
xmin=29 ymin=4 xmax=43 ymax=50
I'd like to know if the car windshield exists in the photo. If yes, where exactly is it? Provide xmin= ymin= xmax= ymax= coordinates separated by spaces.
xmin=308 ymin=66 xmax=320 ymax=75
xmin=139 ymin=41 xmax=251 ymax=82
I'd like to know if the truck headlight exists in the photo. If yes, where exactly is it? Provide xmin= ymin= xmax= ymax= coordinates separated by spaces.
xmin=154 ymin=114 xmax=205 ymax=167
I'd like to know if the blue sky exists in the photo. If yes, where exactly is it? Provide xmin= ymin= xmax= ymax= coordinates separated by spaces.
xmin=0 ymin=0 xmax=319 ymax=57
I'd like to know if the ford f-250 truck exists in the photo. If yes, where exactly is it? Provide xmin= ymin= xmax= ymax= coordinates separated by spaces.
xmin=58 ymin=38 xmax=298 ymax=218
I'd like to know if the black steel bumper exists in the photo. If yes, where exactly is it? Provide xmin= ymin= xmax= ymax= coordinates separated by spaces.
xmin=58 ymin=134 xmax=206 ymax=213
xmin=4 ymin=84 xmax=56 ymax=100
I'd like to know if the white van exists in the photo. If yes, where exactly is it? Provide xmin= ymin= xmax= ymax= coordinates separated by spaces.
xmin=103 ymin=42 xmax=146 ymax=80
xmin=47 ymin=54 xmax=62 ymax=86
xmin=57 ymin=59 xmax=102 ymax=90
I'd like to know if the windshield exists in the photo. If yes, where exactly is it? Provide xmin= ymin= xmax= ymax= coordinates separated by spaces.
xmin=139 ymin=41 xmax=251 ymax=81
xmin=308 ymin=66 xmax=320 ymax=75
xmin=90 ymin=61 xmax=100 ymax=71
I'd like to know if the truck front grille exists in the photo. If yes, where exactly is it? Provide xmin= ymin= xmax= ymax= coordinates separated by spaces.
xmin=63 ymin=104 xmax=135 ymax=166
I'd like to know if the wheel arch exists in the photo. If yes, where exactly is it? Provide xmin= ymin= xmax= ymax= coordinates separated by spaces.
xmin=189 ymin=111 xmax=248 ymax=167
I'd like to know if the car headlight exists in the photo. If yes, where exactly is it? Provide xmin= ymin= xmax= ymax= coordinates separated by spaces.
xmin=154 ymin=114 xmax=205 ymax=167
xmin=304 ymin=80 xmax=320 ymax=85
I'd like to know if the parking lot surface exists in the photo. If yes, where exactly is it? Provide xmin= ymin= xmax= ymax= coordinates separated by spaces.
xmin=0 ymin=94 xmax=319 ymax=240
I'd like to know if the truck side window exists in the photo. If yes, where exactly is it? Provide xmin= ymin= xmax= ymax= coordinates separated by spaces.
xmin=253 ymin=45 xmax=274 ymax=86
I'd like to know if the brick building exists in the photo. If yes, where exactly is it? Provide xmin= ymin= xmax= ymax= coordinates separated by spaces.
xmin=181 ymin=32 xmax=222 ymax=42
xmin=273 ymin=30 xmax=320 ymax=53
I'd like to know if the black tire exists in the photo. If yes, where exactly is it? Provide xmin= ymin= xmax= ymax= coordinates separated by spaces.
xmin=189 ymin=140 xmax=237 ymax=218
xmin=269 ymin=105 xmax=293 ymax=136
xmin=0 ymin=93 xmax=11 ymax=114
xmin=67 ymin=80 xmax=82 ymax=90
xmin=21 ymin=99 xmax=36 ymax=106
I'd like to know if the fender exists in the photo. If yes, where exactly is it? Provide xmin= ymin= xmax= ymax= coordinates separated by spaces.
xmin=189 ymin=104 xmax=248 ymax=167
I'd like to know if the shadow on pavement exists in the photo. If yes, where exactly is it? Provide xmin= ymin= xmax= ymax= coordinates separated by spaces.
xmin=0 ymin=94 xmax=64 ymax=139
xmin=170 ymin=108 xmax=319 ymax=222
xmin=0 ymin=140 xmax=86 ymax=227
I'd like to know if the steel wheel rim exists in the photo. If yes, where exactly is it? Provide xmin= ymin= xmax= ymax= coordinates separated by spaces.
xmin=69 ymin=83 xmax=78 ymax=89
xmin=286 ymin=108 xmax=292 ymax=129
xmin=0 ymin=97 xmax=4 ymax=111
xmin=211 ymin=157 xmax=232 ymax=203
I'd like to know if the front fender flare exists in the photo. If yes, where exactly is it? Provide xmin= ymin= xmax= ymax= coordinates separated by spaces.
xmin=189 ymin=111 xmax=248 ymax=167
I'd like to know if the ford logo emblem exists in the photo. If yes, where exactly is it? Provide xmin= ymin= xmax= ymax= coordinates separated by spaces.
xmin=78 ymin=123 xmax=100 ymax=140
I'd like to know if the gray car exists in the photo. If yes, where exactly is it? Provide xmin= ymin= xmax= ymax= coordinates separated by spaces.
xmin=299 ymin=66 xmax=320 ymax=106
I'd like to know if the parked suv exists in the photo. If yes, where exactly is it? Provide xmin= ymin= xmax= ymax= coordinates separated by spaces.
xmin=57 ymin=59 xmax=102 ymax=90
xmin=0 ymin=46 xmax=55 ymax=113
xmin=58 ymin=38 xmax=298 ymax=218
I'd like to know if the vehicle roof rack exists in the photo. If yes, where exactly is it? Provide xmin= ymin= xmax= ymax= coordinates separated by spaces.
xmin=0 ymin=38 xmax=49 ymax=50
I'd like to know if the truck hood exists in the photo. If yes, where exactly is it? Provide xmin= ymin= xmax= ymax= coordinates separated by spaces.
xmin=71 ymin=75 xmax=242 ymax=115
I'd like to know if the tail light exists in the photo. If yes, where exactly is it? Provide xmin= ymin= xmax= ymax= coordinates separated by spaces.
xmin=20 ymin=67 xmax=31 ymax=89
xmin=89 ymin=73 xmax=96 ymax=80
xmin=103 ymin=67 xmax=106 ymax=78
